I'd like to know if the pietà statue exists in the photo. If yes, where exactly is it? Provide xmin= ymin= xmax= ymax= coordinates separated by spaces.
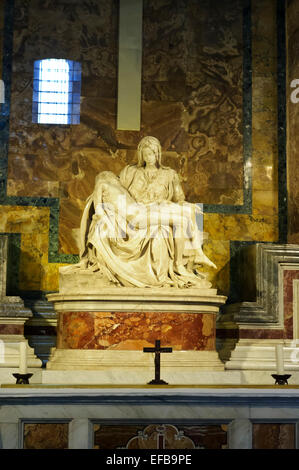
xmin=61 ymin=136 xmax=216 ymax=289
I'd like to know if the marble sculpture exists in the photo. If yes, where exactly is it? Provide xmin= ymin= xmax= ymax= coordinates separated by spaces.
xmin=61 ymin=136 xmax=216 ymax=288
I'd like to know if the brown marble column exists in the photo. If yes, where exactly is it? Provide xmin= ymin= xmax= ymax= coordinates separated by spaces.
xmin=287 ymin=0 xmax=299 ymax=242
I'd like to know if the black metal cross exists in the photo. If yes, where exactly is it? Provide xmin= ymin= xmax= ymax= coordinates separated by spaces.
xmin=143 ymin=339 xmax=172 ymax=385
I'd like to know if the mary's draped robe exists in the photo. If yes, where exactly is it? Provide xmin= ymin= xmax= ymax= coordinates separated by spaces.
xmin=71 ymin=165 xmax=215 ymax=288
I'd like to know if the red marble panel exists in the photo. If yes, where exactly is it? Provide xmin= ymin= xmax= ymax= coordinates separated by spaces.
xmin=0 ymin=324 xmax=23 ymax=335
xmin=57 ymin=311 xmax=95 ymax=349
xmin=58 ymin=311 xmax=216 ymax=351
xmin=217 ymin=328 xmax=284 ymax=340
xmin=239 ymin=329 xmax=284 ymax=340
xmin=283 ymin=269 xmax=299 ymax=339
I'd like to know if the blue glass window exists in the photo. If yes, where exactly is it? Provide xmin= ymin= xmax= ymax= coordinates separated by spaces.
xmin=32 ymin=59 xmax=81 ymax=124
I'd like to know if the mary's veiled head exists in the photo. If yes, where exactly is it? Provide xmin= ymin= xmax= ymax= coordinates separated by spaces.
xmin=137 ymin=136 xmax=162 ymax=168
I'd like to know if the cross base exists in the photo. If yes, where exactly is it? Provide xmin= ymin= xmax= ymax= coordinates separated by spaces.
xmin=148 ymin=379 xmax=169 ymax=385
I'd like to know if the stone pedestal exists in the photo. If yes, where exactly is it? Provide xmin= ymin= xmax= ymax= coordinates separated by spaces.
xmin=47 ymin=287 xmax=227 ymax=382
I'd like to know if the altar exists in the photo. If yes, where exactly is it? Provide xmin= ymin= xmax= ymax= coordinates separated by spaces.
xmin=1 ymin=385 xmax=299 ymax=449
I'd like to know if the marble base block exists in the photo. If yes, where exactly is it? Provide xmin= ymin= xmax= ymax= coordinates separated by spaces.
xmin=0 ymin=317 xmax=42 ymax=369
xmin=46 ymin=349 xmax=225 ymax=380
xmin=0 ymin=336 xmax=42 ymax=368
xmin=225 ymin=339 xmax=299 ymax=371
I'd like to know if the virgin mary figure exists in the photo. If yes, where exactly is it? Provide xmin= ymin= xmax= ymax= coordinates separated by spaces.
xmin=67 ymin=136 xmax=216 ymax=288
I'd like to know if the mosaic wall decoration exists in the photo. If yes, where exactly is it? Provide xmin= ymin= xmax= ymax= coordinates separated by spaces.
xmin=253 ymin=423 xmax=296 ymax=449
xmin=93 ymin=423 xmax=228 ymax=449
xmin=0 ymin=0 xmax=287 ymax=300
xmin=23 ymin=422 xmax=69 ymax=449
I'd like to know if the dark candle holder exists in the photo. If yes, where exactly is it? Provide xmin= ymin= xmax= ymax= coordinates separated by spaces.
xmin=13 ymin=373 xmax=33 ymax=385
xmin=271 ymin=374 xmax=292 ymax=385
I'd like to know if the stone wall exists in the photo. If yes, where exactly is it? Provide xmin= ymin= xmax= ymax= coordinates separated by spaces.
xmin=287 ymin=0 xmax=299 ymax=243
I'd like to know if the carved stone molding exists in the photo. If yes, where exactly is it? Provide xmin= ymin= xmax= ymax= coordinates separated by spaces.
xmin=223 ymin=243 xmax=299 ymax=326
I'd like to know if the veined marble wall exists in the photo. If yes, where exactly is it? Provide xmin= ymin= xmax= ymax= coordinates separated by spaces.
xmin=0 ymin=0 xmax=283 ymax=299
xmin=287 ymin=0 xmax=299 ymax=243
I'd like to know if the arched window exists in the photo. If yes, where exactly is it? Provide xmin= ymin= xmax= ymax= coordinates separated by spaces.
xmin=32 ymin=59 xmax=81 ymax=124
